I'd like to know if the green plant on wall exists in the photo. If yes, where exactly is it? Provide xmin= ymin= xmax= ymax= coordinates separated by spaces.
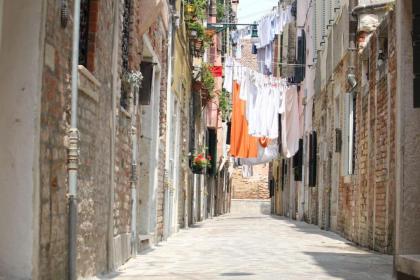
xmin=219 ymin=88 xmax=231 ymax=122
xmin=216 ymin=1 xmax=225 ymax=22
xmin=187 ymin=21 xmax=205 ymax=39
xmin=184 ymin=0 xmax=207 ymax=20
xmin=200 ymin=63 xmax=215 ymax=93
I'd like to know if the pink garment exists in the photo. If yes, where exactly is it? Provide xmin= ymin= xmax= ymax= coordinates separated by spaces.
xmin=280 ymin=86 xmax=300 ymax=158
xmin=298 ymin=87 xmax=304 ymax=138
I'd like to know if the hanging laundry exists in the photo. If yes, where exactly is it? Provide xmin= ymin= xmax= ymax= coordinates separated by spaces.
xmin=230 ymin=6 xmax=293 ymax=50
xmin=280 ymin=86 xmax=301 ymax=158
xmin=242 ymin=165 xmax=254 ymax=178
xmin=239 ymin=139 xmax=279 ymax=165
xmin=223 ymin=56 xmax=234 ymax=93
xmin=230 ymin=81 xmax=259 ymax=158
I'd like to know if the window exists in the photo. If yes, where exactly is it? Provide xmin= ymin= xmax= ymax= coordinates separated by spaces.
xmin=78 ymin=0 xmax=98 ymax=71
xmin=120 ymin=0 xmax=132 ymax=109
xmin=343 ymin=92 xmax=356 ymax=175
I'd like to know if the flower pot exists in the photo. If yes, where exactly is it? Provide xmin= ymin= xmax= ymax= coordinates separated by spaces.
xmin=189 ymin=30 xmax=198 ymax=39
xmin=192 ymin=81 xmax=203 ymax=93
xmin=191 ymin=165 xmax=205 ymax=174
xmin=185 ymin=4 xmax=195 ymax=15
xmin=194 ymin=39 xmax=203 ymax=51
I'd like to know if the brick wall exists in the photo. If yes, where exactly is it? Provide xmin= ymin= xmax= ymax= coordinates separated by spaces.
xmin=232 ymin=165 xmax=270 ymax=199
xmin=336 ymin=12 xmax=396 ymax=254
xmin=39 ymin=0 xmax=115 ymax=278
xmin=38 ymin=0 xmax=170 ymax=278
xmin=306 ymin=11 xmax=396 ymax=254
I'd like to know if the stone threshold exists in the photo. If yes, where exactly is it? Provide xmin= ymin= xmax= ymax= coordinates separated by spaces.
xmin=396 ymin=255 xmax=420 ymax=279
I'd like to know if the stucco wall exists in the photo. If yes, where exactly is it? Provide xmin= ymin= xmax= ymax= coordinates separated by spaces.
xmin=0 ymin=0 xmax=44 ymax=278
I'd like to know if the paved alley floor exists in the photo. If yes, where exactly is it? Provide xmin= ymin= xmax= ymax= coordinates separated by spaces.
xmin=104 ymin=202 xmax=392 ymax=280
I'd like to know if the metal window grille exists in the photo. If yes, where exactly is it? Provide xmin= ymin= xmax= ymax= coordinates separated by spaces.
xmin=78 ymin=0 xmax=90 ymax=66
xmin=120 ymin=0 xmax=132 ymax=109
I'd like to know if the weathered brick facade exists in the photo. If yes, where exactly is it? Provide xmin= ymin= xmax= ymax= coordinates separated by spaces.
xmin=274 ymin=3 xmax=397 ymax=256
xmin=232 ymin=165 xmax=270 ymax=200
xmin=308 ymin=11 xmax=396 ymax=254
xmin=39 ymin=0 xmax=115 ymax=278
xmin=335 ymin=13 xmax=396 ymax=253
xmin=38 ymin=0 xmax=170 ymax=278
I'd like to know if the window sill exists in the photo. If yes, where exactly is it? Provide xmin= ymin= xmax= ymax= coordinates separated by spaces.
xmin=78 ymin=65 xmax=101 ymax=103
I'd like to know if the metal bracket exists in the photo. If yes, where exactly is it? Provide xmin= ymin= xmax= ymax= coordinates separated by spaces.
xmin=67 ymin=128 xmax=80 ymax=171
xmin=130 ymin=163 xmax=138 ymax=182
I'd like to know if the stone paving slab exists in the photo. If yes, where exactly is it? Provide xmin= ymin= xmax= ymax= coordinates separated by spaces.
xmin=102 ymin=211 xmax=393 ymax=280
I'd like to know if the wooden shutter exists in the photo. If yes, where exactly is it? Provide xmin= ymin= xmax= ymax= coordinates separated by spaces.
xmin=293 ymin=139 xmax=303 ymax=181
xmin=309 ymin=132 xmax=317 ymax=187
xmin=413 ymin=0 xmax=420 ymax=107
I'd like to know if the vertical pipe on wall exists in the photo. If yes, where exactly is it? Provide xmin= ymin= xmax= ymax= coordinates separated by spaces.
xmin=108 ymin=0 xmax=119 ymax=270
xmin=68 ymin=0 xmax=81 ymax=279
xmin=130 ymin=85 xmax=138 ymax=256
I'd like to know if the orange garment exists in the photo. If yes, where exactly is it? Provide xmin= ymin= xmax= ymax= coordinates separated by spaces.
xmin=259 ymin=137 xmax=271 ymax=148
xmin=230 ymin=81 xmax=259 ymax=158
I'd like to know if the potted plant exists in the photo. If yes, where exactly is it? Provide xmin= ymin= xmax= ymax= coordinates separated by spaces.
xmin=219 ymin=88 xmax=231 ymax=122
xmin=184 ymin=0 xmax=207 ymax=20
xmin=185 ymin=3 xmax=195 ymax=16
xmin=190 ymin=152 xmax=211 ymax=174
xmin=200 ymin=63 xmax=215 ymax=93
xmin=187 ymin=21 xmax=204 ymax=40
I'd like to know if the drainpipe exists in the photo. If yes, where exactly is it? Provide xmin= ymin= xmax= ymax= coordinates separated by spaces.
xmin=68 ymin=0 xmax=81 ymax=279
xmin=108 ymin=0 xmax=119 ymax=271
xmin=348 ymin=0 xmax=358 ymax=84
xmin=130 ymin=86 xmax=138 ymax=256
xmin=165 ymin=7 xmax=175 ymax=233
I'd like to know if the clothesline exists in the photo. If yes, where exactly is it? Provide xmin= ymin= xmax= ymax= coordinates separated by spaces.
xmin=230 ymin=4 xmax=294 ymax=48
xmin=225 ymin=62 xmax=306 ymax=67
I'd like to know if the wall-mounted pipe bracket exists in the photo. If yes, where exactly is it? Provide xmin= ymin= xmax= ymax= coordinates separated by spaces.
xmin=67 ymin=128 xmax=80 ymax=172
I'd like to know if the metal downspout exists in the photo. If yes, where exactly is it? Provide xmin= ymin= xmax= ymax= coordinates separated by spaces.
xmin=68 ymin=0 xmax=81 ymax=279
xmin=130 ymin=86 xmax=138 ymax=256
xmin=165 ymin=9 xmax=174 ymax=235
xmin=348 ymin=0 xmax=358 ymax=79
xmin=108 ymin=0 xmax=119 ymax=271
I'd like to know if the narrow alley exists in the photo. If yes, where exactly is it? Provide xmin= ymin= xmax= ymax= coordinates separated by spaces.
xmin=105 ymin=200 xmax=392 ymax=280
xmin=1 ymin=0 xmax=420 ymax=280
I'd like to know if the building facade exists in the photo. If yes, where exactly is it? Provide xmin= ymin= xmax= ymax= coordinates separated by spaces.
xmin=272 ymin=0 xmax=420 ymax=278
xmin=0 ymin=0 xmax=231 ymax=279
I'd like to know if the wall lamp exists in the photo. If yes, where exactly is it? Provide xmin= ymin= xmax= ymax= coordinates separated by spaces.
xmin=347 ymin=73 xmax=358 ymax=89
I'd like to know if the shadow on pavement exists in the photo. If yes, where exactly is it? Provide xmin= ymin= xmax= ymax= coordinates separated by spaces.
xmin=303 ymin=251 xmax=393 ymax=280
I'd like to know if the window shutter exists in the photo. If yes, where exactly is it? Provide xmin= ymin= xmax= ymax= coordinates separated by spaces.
xmin=309 ymin=132 xmax=317 ymax=187
xmin=335 ymin=128 xmax=342 ymax=153
xmin=312 ymin=0 xmax=318 ymax=59
xmin=281 ymin=159 xmax=287 ymax=191
xmin=321 ymin=0 xmax=326 ymax=43
xmin=413 ymin=0 xmax=420 ymax=107
xmin=295 ymin=32 xmax=306 ymax=83
xmin=293 ymin=139 xmax=303 ymax=181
